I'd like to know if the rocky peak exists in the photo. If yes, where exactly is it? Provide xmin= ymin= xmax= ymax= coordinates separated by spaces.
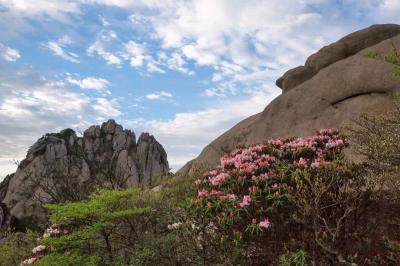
xmin=0 ymin=120 xmax=169 ymax=231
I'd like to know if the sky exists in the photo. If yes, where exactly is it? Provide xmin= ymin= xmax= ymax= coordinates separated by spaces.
xmin=0 ymin=0 xmax=400 ymax=180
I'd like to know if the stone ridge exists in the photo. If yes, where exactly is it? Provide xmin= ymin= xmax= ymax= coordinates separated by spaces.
xmin=276 ymin=24 xmax=400 ymax=93
xmin=0 ymin=119 xmax=169 ymax=231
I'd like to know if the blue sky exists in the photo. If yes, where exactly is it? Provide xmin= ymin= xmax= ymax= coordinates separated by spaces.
xmin=1 ymin=0 xmax=400 ymax=179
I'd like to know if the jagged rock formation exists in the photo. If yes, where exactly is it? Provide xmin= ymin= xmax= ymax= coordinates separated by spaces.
xmin=179 ymin=24 xmax=400 ymax=175
xmin=0 ymin=120 xmax=169 ymax=230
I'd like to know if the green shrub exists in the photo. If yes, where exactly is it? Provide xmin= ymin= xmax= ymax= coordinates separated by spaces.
xmin=34 ymin=253 xmax=101 ymax=266
xmin=37 ymin=188 xmax=147 ymax=265
xmin=0 ymin=231 xmax=38 ymax=266
xmin=26 ymin=180 xmax=202 ymax=266
xmin=365 ymin=43 xmax=400 ymax=76
xmin=279 ymin=250 xmax=309 ymax=266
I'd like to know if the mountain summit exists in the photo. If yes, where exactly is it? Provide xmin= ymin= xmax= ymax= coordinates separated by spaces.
xmin=0 ymin=120 xmax=169 ymax=230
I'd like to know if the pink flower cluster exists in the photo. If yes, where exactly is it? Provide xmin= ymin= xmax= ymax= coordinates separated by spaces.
xmin=192 ymin=128 xmax=347 ymax=233
xmin=19 ymin=245 xmax=46 ymax=265
xmin=209 ymin=172 xmax=229 ymax=186
xmin=20 ymin=224 xmax=70 ymax=265
xmin=167 ymin=222 xmax=183 ymax=230
xmin=43 ymin=224 xmax=60 ymax=238
xmin=32 ymin=245 xmax=46 ymax=254
xmin=238 ymin=195 xmax=252 ymax=208
xmin=19 ymin=257 xmax=37 ymax=266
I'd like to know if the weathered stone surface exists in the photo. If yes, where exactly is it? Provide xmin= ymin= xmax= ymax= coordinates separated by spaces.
xmin=276 ymin=24 xmax=400 ymax=93
xmin=0 ymin=120 xmax=169 ymax=230
xmin=137 ymin=133 xmax=169 ymax=186
xmin=276 ymin=66 xmax=317 ymax=92
xmin=179 ymin=24 xmax=400 ymax=176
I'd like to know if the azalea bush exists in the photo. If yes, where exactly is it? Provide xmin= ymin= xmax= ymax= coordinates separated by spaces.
xmin=186 ymin=129 xmax=371 ymax=264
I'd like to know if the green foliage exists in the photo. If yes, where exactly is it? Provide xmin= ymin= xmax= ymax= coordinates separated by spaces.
xmin=384 ymin=238 xmax=400 ymax=263
xmin=34 ymin=179 xmax=202 ymax=265
xmin=34 ymin=253 xmax=101 ymax=266
xmin=129 ymin=233 xmax=198 ymax=266
xmin=365 ymin=51 xmax=384 ymax=60
xmin=41 ymin=188 xmax=148 ymax=264
xmin=0 ymin=231 xmax=38 ymax=266
xmin=347 ymin=111 xmax=400 ymax=197
xmin=279 ymin=250 xmax=309 ymax=266
xmin=44 ymin=188 xmax=146 ymax=224
xmin=365 ymin=43 xmax=400 ymax=77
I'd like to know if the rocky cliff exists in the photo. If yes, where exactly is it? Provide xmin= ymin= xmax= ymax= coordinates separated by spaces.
xmin=0 ymin=120 xmax=169 ymax=230
xmin=179 ymin=24 xmax=400 ymax=175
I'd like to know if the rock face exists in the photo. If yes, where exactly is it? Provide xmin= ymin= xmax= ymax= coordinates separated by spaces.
xmin=179 ymin=24 xmax=400 ymax=175
xmin=0 ymin=120 xmax=169 ymax=230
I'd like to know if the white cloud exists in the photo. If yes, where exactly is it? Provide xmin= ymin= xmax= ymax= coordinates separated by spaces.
xmin=87 ymin=31 xmax=122 ymax=66
xmin=158 ymin=51 xmax=194 ymax=75
xmin=67 ymin=76 xmax=110 ymax=94
xmin=93 ymin=98 xmax=121 ymax=117
xmin=0 ymin=43 xmax=20 ymax=61
xmin=43 ymin=35 xmax=80 ymax=63
xmin=145 ymin=91 xmax=173 ymax=100
xmin=0 ymin=68 xmax=123 ymax=180
xmin=123 ymin=40 xmax=165 ymax=73
xmin=127 ymin=88 xmax=280 ymax=171
xmin=99 ymin=15 xmax=110 ymax=27
xmin=0 ymin=0 xmax=80 ymax=21
xmin=0 ymin=159 xmax=20 ymax=180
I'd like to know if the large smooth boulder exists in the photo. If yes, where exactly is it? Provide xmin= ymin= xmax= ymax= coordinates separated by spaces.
xmin=277 ymin=24 xmax=400 ymax=93
xmin=179 ymin=24 xmax=400 ymax=176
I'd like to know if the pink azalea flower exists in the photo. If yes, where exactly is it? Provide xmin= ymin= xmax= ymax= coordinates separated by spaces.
xmin=32 ymin=245 xmax=46 ymax=254
xmin=259 ymin=218 xmax=270 ymax=229
xmin=297 ymin=157 xmax=308 ymax=167
xmin=167 ymin=222 xmax=182 ymax=230
xmin=209 ymin=172 xmax=229 ymax=186
xmin=198 ymin=189 xmax=209 ymax=197
xmin=226 ymin=193 xmax=236 ymax=201
xmin=238 ymin=195 xmax=251 ymax=208
xmin=194 ymin=179 xmax=203 ymax=185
